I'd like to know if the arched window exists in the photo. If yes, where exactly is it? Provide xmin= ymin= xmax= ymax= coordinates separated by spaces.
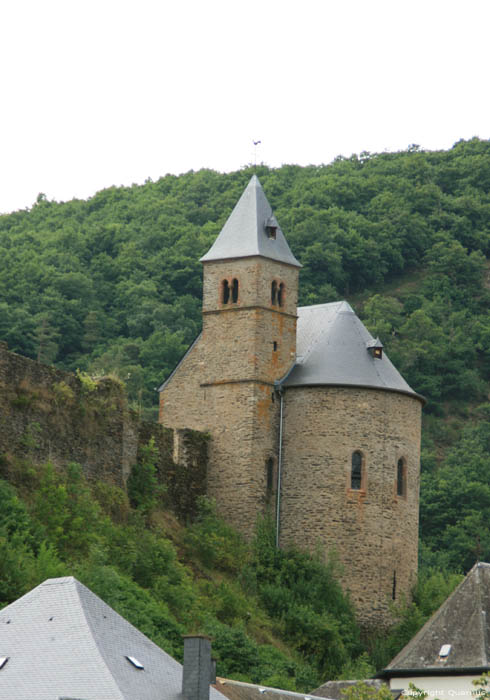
xmin=277 ymin=283 xmax=285 ymax=307
xmin=271 ymin=280 xmax=277 ymax=305
xmin=231 ymin=278 xmax=239 ymax=303
xmin=222 ymin=279 xmax=230 ymax=304
xmin=351 ymin=451 xmax=363 ymax=490
xmin=266 ymin=457 xmax=274 ymax=495
xmin=397 ymin=458 xmax=406 ymax=496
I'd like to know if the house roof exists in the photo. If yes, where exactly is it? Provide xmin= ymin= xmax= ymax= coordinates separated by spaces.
xmin=215 ymin=678 xmax=328 ymax=700
xmin=200 ymin=175 xmax=301 ymax=268
xmin=380 ymin=562 xmax=490 ymax=677
xmin=0 ymin=576 xmax=226 ymax=700
xmin=310 ymin=680 xmax=387 ymax=699
xmin=281 ymin=301 xmax=423 ymax=402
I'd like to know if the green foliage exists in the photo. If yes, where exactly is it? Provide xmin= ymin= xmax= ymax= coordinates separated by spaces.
xmin=244 ymin=514 xmax=362 ymax=678
xmin=76 ymin=368 xmax=97 ymax=393
xmin=420 ymin=419 xmax=490 ymax=570
xmin=21 ymin=421 xmax=42 ymax=450
xmin=185 ymin=496 xmax=248 ymax=572
xmin=0 ymin=479 xmax=68 ymax=605
xmin=127 ymin=438 xmax=164 ymax=515
xmin=52 ymin=380 xmax=75 ymax=405
xmin=473 ymin=673 xmax=490 ymax=699
xmin=34 ymin=462 xmax=101 ymax=557
xmin=340 ymin=681 xmax=394 ymax=700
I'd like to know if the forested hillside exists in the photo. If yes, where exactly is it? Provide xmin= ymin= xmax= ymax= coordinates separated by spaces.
xmin=0 ymin=138 xmax=489 ymax=679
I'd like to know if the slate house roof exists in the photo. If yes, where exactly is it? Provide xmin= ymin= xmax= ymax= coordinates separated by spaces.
xmin=310 ymin=679 xmax=387 ymax=699
xmin=215 ymin=677 xmax=329 ymax=700
xmin=0 ymin=576 xmax=226 ymax=700
xmin=200 ymin=176 xmax=301 ymax=268
xmin=379 ymin=562 xmax=490 ymax=677
xmin=282 ymin=301 xmax=423 ymax=401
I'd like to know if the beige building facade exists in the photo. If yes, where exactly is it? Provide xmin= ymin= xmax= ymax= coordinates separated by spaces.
xmin=159 ymin=175 xmax=423 ymax=626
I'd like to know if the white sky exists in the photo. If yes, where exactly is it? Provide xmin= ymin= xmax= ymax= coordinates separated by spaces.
xmin=0 ymin=0 xmax=488 ymax=214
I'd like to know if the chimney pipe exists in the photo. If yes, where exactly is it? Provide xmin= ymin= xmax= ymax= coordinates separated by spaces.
xmin=182 ymin=635 xmax=212 ymax=700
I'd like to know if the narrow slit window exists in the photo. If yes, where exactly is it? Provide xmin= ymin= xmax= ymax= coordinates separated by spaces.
xmin=277 ymin=283 xmax=284 ymax=307
xmin=351 ymin=451 xmax=362 ymax=490
xmin=271 ymin=280 xmax=277 ymax=305
xmin=392 ymin=570 xmax=397 ymax=600
xmin=397 ymin=458 xmax=406 ymax=496
xmin=222 ymin=279 xmax=230 ymax=304
xmin=231 ymin=278 xmax=239 ymax=303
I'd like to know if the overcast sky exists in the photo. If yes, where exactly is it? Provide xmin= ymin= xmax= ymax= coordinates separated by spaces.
xmin=0 ymin=0 xmax=488 ymax=214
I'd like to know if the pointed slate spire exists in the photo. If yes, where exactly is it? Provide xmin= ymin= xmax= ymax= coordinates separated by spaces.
xmin=200 ymin=175 xmax=301 ymax=267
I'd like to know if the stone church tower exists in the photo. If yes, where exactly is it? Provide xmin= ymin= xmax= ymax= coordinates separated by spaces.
xmin=159 ymin=175 xmax=423 ymax=627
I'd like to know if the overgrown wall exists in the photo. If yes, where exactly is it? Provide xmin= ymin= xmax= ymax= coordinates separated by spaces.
xmin=0 ymin=342 xmax=208 ymax=521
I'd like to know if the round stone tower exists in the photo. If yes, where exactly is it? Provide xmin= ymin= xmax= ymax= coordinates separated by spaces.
xmin=278 ymin=301 xmax=424 ymax=628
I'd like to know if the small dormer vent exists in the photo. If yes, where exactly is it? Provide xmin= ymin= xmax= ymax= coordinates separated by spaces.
xmin=366 ymin=337 xmax=383 ymax=359
xmin=265 ymin=216 xmax=278 ymax=239
xmin=439 ymin=644 xmax=451 ymax=658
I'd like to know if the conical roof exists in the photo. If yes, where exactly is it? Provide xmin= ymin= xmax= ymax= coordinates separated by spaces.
xmin=200 ymin=175 xmax=301 ymax=267
xmin=0 ymin=576 xmax=225 ymax=700
xmin=282 ymin=301 xmax=422 ymax=400
xmin=382 ymin=562 xmax=490 ymax=674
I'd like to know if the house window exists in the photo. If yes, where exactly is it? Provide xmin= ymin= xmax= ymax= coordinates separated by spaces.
xmin=397 ymin=458 xmax=406 ymax=497
xmin=221 ymin=279 xmax=230 ymax=304
xmin=271 ymin=280 xmax=277 ymax=305
xmin=273 ymin=341 xmax=278 ymax=352
xmin=231 ymin=278 xmax=239 ymax=303
xmin=351 ymin=451 xmax=363 ymax=490
xmin=277 ymin=283 xmax=284 ymax=307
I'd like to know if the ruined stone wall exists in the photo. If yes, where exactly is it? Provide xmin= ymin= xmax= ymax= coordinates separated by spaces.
xmin=280 ymin=385 xmax=422 ymax=628
xmin=0 ymin=342 xmax=208 ymax=521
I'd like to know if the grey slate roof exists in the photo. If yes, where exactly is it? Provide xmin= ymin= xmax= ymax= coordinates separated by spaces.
xmin=216 ymin=678 xmax=328 ymax=700
xmin=200 ymin=175 xmax=301 ymax=267
xmin=282 ymin=301 xmax=422 ymax=401
xmin=0 ymin=576 xmax=226 ymax=700
xmin=382 ymin=562 xmax=490 ymax=675
xmin=310 ymin=680 xmax=388 ymax=699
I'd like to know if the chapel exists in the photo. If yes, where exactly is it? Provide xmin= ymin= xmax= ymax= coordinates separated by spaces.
xmin=159 ymin=175 xmax=423 ymax=626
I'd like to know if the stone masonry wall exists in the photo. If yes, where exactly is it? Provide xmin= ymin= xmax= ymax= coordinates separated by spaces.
xmin=202 ymin=257 xmax=298 ymax=385
xmin=0 ymin=342 xmax=208 ymax=521
xmin=280 ymin=385 xmax=422 ymax=628
xmin=203 ymin=381 xmax=279 ymax=538
xmin=160 ymin=256 xmax=298 ymax=535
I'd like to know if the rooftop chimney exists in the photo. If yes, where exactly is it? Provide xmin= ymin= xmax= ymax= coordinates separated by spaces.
xmin=182 ymin=635 xmax=212 ymax=700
